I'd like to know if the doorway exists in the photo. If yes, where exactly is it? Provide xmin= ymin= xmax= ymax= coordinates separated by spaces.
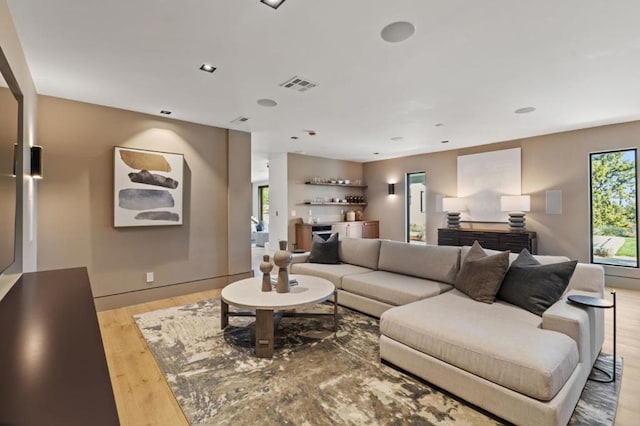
xmin=258 ymin=185 xmax=269 ymax=227
xmin=406 ymin=172 xmax=426 ymax=243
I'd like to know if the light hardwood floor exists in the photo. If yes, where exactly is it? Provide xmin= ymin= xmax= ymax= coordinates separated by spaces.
xmin=98 ymin=287 xmax=640 ymax=426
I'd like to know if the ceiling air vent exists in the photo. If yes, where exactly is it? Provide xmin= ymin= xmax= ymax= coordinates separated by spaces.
xmin=230 ymin=116 xmax=250 ymax=124
xmin=280 ymin=76 xmax=318 ymax=93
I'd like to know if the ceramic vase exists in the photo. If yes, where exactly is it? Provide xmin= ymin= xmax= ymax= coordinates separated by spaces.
xmin=273 ymin=240 xmax=293 ymax=293
xmin=259 ymin=254 xmax=273 ymax=292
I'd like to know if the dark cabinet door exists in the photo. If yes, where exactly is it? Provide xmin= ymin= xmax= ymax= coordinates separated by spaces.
xmin=362 ymin=221 xmax=379 ymax=239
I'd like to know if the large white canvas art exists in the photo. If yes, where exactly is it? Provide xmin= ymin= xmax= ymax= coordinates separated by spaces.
xmin=457 ymin=148 xmax=521 ymax=222
xmin=114 ymin=147 xmax=184 ymax=227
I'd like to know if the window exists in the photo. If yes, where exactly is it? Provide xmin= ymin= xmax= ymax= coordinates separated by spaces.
xmin=406 ymin=172 xmax=426 ymax=243
xmin=590 ymin=149 xmax=638 ymax=267
xmin=258 ymin=185 xmax=269 ymax=226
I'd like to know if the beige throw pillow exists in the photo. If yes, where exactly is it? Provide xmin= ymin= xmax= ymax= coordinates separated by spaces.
xmin=455 ymin=241 xmax=509 ymax=303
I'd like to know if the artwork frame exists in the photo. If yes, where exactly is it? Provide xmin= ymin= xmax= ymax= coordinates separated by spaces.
xmin=457 ymin=148 xmax=521 ymax=222
xmin=114 ymin=146 xmax=184 ymax=227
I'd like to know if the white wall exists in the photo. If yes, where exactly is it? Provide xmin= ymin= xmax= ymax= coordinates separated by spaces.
xmin=268 ymin=153 xmax=288 ymax=250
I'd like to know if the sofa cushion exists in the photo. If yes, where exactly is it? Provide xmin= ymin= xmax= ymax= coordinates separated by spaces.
xmin=338 ymin=238 xmax=382 ymax=270
xmin=307 ymin=233 xmax=339 ymax=264
xmin=342 ymin=271 xmax=453 ymax=306
xmin=380 ymin=290 xmax=579 ymax=401
xmin=498 ymin=249 xmax=578 ymax=316
xmin=378 ymin=241 xmax=460 ymax=284
xmin=455 ymin=242 xmax=509 ymax=303
xmin=290 ymin=263 xmax=372 ymax=289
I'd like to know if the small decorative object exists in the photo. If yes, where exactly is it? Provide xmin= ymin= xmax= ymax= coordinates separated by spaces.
xmin=442 ymin=197 xmax=466 ymax=229
xmin=501 ymin=195 xmax=531 ymax=231
xmin=274 ymin=240 xmax=293 ymax=293
xmin=259 ymin=255 xmax=273 ymax=292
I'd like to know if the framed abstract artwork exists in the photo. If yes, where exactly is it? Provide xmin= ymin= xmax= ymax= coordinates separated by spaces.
xmin=457 ymin=148 xmax=521 ymax=222
xmin=114 ymin=147 xmax=184 ymax=227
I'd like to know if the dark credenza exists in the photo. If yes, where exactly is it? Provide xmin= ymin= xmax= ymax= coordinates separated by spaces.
xmin=438 ymin=228 xmax=537 ymax=254
xmin=0 ymin=268 xmax=119 ymax=426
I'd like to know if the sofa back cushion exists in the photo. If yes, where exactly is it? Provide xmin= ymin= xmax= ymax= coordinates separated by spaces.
xmin=378 ymin=241 xmax=460 ymax=284
xmin=338 ymin=238 xmax=382 ymax=270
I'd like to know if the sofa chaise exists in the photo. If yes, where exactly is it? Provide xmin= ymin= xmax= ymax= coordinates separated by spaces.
xmin=290 ymin=238 xmax=605 ymax=426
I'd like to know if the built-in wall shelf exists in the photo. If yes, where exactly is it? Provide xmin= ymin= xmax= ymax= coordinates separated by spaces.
xmin=305 ymin=181 xmax=368 ymax=189
xmin=302 ymin=202 xmax=368 ymax=206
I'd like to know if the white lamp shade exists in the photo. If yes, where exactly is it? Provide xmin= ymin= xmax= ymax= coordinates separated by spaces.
xmin=442 ymin=197 xmax=466 ymax=212
xmin=501 ymin=195 xmax=530 ymax=212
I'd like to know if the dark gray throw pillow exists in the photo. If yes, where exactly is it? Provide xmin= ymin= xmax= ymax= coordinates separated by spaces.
xmin=498 ymin=249 xmax=578 ymax=316
xmin=307 ymin=233 xmax=339 ymax=264
xmin=455 ymin=241 xmax=510 ymax=304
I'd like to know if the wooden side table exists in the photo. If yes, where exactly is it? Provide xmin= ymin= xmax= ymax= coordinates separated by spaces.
xmin=567 ymin=290 xmax=616 ymax=383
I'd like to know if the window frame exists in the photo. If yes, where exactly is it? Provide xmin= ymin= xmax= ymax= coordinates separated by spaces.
xmin=589 ymin=148 xmax=639 ymax=268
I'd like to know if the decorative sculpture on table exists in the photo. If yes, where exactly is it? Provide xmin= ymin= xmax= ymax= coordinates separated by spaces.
xmin=273 ymin=240 xmax=293 ymax=293
xmin=259 ymin=255 xmax=273 ymax=292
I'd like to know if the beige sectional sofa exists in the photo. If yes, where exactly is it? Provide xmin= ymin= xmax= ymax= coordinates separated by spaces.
xmin=291 ymin=238 xmax=605 ymax=426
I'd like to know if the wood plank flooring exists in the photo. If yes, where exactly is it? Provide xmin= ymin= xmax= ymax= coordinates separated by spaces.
xmin=98 ymin=287 xmax=640 ymax=426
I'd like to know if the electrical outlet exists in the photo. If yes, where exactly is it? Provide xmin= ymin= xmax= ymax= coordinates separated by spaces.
xmin=291 ymin=210 xmax=296 ymax=217
xmin=146 ymin=272 xmax=154 ymax=283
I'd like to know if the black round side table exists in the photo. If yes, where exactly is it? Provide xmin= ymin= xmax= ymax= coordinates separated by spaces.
xmin=567 ymin=290 xmax=616 ymax=383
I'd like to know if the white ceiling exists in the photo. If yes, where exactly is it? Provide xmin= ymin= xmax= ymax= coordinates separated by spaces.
xmin=7 ymin=1 xmax=640 ymax=182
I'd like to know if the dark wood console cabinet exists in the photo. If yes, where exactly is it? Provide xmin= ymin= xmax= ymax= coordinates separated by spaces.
xmin=0 ymin=268 xmax=119 ymax=426
xmin=438 ymin=228 xmax=537 ymax=254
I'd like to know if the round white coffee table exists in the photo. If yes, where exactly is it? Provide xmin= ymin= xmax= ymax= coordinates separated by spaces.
xmin=221 ymin=275 xmax=337 ymax=358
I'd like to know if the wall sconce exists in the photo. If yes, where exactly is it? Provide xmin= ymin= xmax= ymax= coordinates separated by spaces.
xmin=30 ymin=145 xmax=43 ymax=179
xmin=442 ymin=197 xmax=466 ymax=228
xmin=260 ymin=0 xmax=286 ymax=9
xmin=388 ymin=183 xmax=396 ymax=195
xmin=501 ymin=195 xmax=531 ymax=230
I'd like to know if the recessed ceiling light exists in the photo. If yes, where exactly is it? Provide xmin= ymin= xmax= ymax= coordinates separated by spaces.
xmin=435 ymin=123 xmax=444 ymax=127
xmin=391 ymin=136 xmax=404 ymax=141
xmin=257 ymin=98 xmax=278 ymax=107
xmin=307 ymin=130 xmax=316 ymax=136
xmin=199 ymin=64 xmax=216 ymax=73
xmin=441 ymin=140 xmax=450 ymax=144
xmin=291 ymin=136 xmax=299 ymax=140
xmin=373 ymin=152 xmax=380 ymax=155
xmin=160 ymin=110 xmax=172 ymax=115
xmin=381 ymin=21 xmax=416 ymax=43
xmin=514 ymin=106 xmax=536 ymax=114
xmin=260 ymin=0 xmax=286 ymax=9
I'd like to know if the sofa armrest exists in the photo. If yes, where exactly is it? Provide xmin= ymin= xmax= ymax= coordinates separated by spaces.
xmin=566 ymin=263 xmax=604 ymax=296
xmin=542 ymin=290 xmax=603 ymax=366
xmin=291 ymin=253 xmax=309 ymax=264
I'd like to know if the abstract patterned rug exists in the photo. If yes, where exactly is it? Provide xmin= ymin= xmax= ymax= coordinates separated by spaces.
xmin=134 ymin=298 xmax=622 ymax=425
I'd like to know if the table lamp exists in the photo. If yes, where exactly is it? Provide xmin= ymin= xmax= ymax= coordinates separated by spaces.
xmin=442 ymin=197 xmax=466 ymax=228
xmin=501 ymin=195 xmax=531 ymax=231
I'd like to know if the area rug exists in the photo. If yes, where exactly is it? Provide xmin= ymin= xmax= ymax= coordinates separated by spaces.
xmin=134 ymin=298 xmax=622 ymax=425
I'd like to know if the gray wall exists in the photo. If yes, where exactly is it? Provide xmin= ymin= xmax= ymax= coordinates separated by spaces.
xmin=0 ymin=0 xmax=38 ymax=298
xmin=36 ymin=95 xmax=252 ymax=309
